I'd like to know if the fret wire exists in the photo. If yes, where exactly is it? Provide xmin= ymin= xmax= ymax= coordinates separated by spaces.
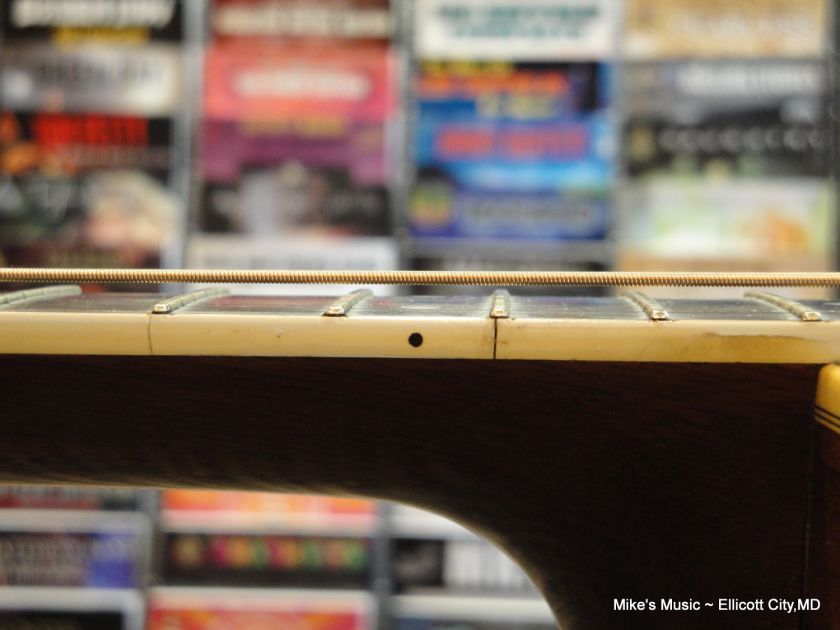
xmin=323 ymin=289 xmax=374 ymax=317
xmin=622 ymin=292 xmax=671 ymax=321
xmin=0 ymin=285 xmax=81 ymax=308
xmin=489 ymin=289 xmax=511 ymax=319
xmin=743 ymin=291 xmax=823 ymax=322
xmin=152 ymin=287 xmax=230 ymax=314
xmin=3 ymin=268 xmax=840 ymax=287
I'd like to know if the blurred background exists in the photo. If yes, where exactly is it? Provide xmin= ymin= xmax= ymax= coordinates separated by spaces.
xmin=0 ymin=0 xmax=835 ymax=628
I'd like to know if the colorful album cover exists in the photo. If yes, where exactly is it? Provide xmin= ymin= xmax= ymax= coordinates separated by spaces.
xmin=409 ymin=56 xmax=614 ymax=240
xmin=623 ymin=0 xmax=827 ymax=59
xmin=0 ymin=0 xmax=183 ymax=43
xmin=413 ymin=0 xmax=617 ymax=61
xmin=0 ymin=111 xmax=179 ymax=272
xmin=0 ymin=486 xmax=143 ymax=510
xmin=199 ymin=44 xmax=393 ymax=236
xmin=211 ymin=0 xmax=390 ymax=43
xmin=0 ymin=526 xmax=148 ymax=588
xmin=148 ymin=590 xmax=370 ymax=630
xmin=163 ymin=532 xmax=372 ymax=588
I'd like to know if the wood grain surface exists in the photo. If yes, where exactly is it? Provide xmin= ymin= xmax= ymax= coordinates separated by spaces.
xmin=0 ymin=357 xmax=828 ymax=629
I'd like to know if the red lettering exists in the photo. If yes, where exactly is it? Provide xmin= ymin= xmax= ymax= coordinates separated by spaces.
xmin=502 ymin=127 xmax=588 ymax=159
xmin=32 ymin=114 xmax=149 ymax=147
xmin=436 ymin=128 xmax=494 ymax=157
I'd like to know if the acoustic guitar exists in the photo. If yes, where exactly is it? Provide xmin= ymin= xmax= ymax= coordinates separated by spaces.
xmin=0 ymin=268 xmax=838 ymax=630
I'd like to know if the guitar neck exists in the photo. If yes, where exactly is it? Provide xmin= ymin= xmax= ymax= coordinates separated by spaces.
xmin=2 ymin=285 xmax=840 ymax=629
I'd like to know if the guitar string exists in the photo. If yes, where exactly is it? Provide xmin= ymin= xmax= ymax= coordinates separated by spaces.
xmin=3 ymin=268 xmax=840 ymax=287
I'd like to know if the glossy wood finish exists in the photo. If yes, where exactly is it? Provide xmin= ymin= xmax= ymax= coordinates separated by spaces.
xmin=0 ymin=356 xmax=829 ymax=629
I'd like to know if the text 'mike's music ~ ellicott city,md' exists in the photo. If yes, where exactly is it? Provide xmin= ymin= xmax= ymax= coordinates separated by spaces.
xmin=614 ymin=598 xmax=823 ymax=614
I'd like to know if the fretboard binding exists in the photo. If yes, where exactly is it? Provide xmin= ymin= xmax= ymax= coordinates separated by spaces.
xmin=490 ymin=290 xmax=511 ymax=319
xmin=0 ymin=285 xmax=81 ymax=309
xmin=743 ymin=291 xmax=822 ymax=322
xmin=622 ymin=292 xmax=671 ymax=322
xmin=814 ymin=407 xmax=840 ymax=436
xmin=323 ymin=289 xmax=373 ymax=317
xmin=152 ymin=287 xmax=230 ymax=314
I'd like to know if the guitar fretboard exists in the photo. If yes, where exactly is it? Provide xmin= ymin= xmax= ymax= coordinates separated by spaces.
xmin=1 ymin=286 xmax=839 ymax=362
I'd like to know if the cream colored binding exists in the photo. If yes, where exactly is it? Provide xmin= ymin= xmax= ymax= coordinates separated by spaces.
xmin=149 ymin=312 xmax=495 ymax=359
xmin=0 ymin=311 xmax=153 ymax=355
xmin=0 ymin=286 xmax=153 ymax=355
xmin=816 ymin=365 xmax=840 ymax=436
xmin=495 ymin=319 xmax=840 ymax=363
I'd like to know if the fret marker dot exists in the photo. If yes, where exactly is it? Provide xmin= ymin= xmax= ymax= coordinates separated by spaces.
xmin=408 ymin=332 xmax=423 ymax=348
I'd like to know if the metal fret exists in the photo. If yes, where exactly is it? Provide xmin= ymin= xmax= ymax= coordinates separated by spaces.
xmin=489 ymin=290 xmax=511 ymax=319
xmin=743 ymin=291 xmax=823 ymax=322
xmin=323 ymin=289 xmax=373 ymax=317
xmin=152 ymin=287 xmax=229 ymax=314
xmin=0 ymin=285 xmax=81 ymax=309
xmin=622 ymin=292 xmax=671 ymax=321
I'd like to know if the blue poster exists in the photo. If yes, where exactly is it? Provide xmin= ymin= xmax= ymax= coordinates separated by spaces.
xmin=409 ymin=61 xmax=615 ymax=239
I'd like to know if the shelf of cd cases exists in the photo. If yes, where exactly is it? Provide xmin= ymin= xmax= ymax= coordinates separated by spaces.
xmin=0 ymin=509 xmax=152 ymax=590
xmin=0 ymin=0 xmax=202 ymax=283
